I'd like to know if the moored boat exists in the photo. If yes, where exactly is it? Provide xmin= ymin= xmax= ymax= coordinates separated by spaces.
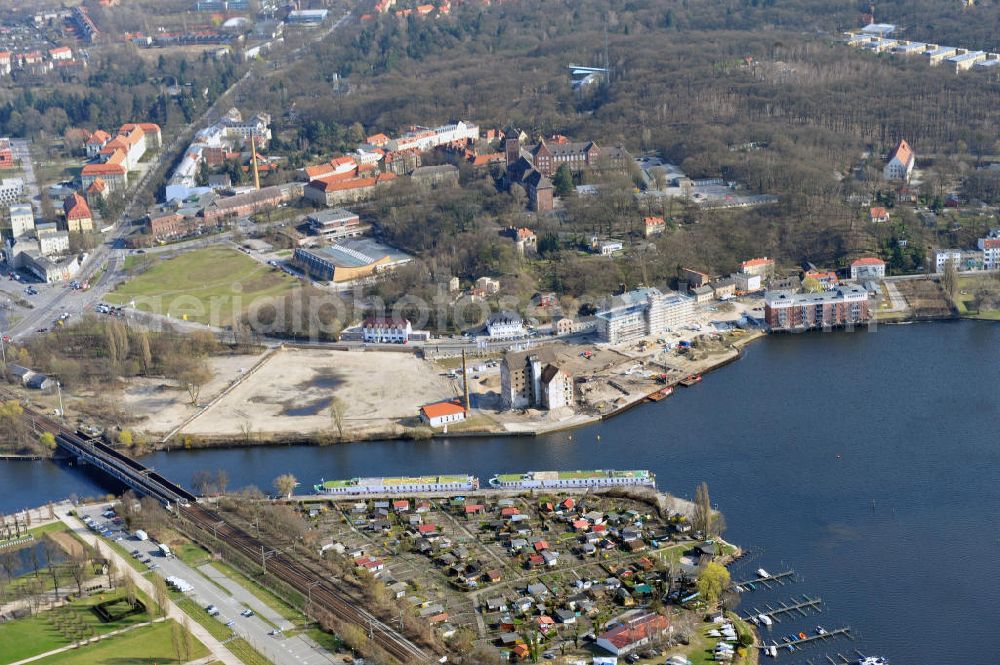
xmin=488 ymin=469 xmax=656 ymax=490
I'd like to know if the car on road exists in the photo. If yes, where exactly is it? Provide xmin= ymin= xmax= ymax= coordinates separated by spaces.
xmin=206 ymin=605 xmax=220 ymax=616
xmin=225 ymin=619 xmax=236 ymax=627
xmin=240 ymin=609 xmax=254 ymax=617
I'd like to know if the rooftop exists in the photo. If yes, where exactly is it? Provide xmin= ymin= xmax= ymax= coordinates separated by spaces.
xmin=300 ymin=238 xmax=412 ymax=268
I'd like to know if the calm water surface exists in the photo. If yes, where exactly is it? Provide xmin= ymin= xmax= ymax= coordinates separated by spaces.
xmin=2 ymin=320 xmax=999 ymax=664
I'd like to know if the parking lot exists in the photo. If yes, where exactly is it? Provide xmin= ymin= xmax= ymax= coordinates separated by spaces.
xmin=76 ymin=504 xmax=342 ymax=665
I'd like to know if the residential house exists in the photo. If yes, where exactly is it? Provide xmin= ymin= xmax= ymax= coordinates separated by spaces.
xmin=884 ymin=139 xmax=915 ymax=182
xmin=977 ymin=229 xmax=1000 ymax=269
xmin=739 ymin=256 xmax=774 ymax=277
xmin=690 ymin=285 xmax=713 ymax=303
xmin=850 ymin=257 xmax=886 ymax=280
xmin=679 ymin=267 xmax=711 ymax=288
xmin=554 ymin=317 xmax=574 ymax=335
xmin=486 ymin=311 xmax=526 ymax=338
xmin=362 ymin=317 xmax=412 ymax=344
xmin=595 ymin=611 xmax=670 ymax=656
xmin=643 ymin=216 xmax=665 ymax=237
xmin=505 ymin=227 xmax=537 ymax=255
xmin=475 ymin=276 xmax=500 ymax=294
xmin=734 ymin=272 xmax=762 ymax=294
xmin=711 ymin=277 xmax=736 ymax=300
xmin=870 ymin=206 xmax=890 ymax=223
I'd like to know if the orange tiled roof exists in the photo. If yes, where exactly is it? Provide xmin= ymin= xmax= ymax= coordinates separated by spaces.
xmin=82 ymin=162 xmax=126 ymax=176
xmin=420 ymin=400 xmax=466 ymax=418
xmin=64 ymin=193 xmax=92 ymax=220
xmin=888 ymin=139 xmax=913 ymax=166
xmin=851 ymin=257 xmax=885 ymax=266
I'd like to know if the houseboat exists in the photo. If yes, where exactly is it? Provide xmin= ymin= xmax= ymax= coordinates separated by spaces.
xmin=488 ymin=469 xmax=656 ymax=490
xmin=315 ymin=474 xmax=479 ymax=495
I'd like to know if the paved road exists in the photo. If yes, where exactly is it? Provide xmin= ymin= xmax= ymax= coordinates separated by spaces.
xmin=59 ymin=504 xmax=242 ymax=665
xmin=76 ymin=503 xmax=339 ymax=665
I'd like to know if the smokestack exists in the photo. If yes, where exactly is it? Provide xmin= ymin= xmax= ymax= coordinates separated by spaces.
xmin=250 ymin=136 xmax=261 ymax=190
xmin=461 ymin=350 xmax=471 ymax=415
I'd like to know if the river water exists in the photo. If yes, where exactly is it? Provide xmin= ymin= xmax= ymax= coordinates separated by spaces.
xmin=3 ymin=320 xmax=999 ymax=664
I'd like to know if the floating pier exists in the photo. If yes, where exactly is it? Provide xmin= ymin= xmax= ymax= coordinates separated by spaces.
xmin=744 ymin=595 xmax=822 ymax=623
xmin=732 ymin=569 xmax=796 ymax=591
xmin=759 ymin=627 xmax=852 ymax=653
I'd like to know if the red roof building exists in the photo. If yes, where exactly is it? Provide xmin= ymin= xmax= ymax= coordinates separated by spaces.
xmin=63 ymin=193 xmax=93 ymax=232
xmin=596 ymin=612 xmax=670 ymax=656
xmin=419 ymin=399 xmax=467 ymax=428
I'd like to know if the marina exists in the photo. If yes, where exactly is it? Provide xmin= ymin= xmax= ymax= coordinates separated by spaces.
xmin=744 ymin=595 xmax=823 ymax=624
xmin=733 ymin=569 xmax=797 ymax=591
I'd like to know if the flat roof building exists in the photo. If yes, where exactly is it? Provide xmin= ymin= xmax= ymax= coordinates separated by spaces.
xmin=293 ymin=238 xmax=412 ymax=283
xmin=764 ymin=285 xmax=870 ymax=332
xmin=307 ymin=208 xmax=366 ymax=240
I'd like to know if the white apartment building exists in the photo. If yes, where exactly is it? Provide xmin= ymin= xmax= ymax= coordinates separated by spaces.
xmin=8 ymin=203 xmax=33 ymax=237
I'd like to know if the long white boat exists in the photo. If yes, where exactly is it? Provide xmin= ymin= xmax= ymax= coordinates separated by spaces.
xmin=314 ymin=474 xmax=479 ymax=495
xmin=488 ymin=469 xmax=656 ymax=490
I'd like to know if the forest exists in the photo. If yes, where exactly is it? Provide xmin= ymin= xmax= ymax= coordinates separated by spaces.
xmin=225 ymin=0 xmax=999 ymax=316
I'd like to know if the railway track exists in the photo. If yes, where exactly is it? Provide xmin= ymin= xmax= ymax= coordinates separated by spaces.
xmin=13 ymin=397 xmax=431 ymax=663
xmin=181 ymin=503 xmax=432 ymax=664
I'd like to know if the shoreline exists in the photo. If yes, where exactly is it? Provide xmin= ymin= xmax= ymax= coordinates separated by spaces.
xmin=11 ymin=313 xmax=995 ymax=460
xmin=135 ymin=329 xmax=769 ymax=455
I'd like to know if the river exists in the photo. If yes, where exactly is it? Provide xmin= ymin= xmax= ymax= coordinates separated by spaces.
xmin=3 ymin=320 xmax=999 ymax=664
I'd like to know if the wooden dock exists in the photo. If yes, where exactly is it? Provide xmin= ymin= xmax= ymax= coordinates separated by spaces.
xmin=743 ymin=595 xmax=822 ymax=623
xmin=758 ymin=627 xmax=852 ymax=653
xmin=824 ymin=649 xmax=870 ymax=664
xmin=732 ymin=569 xmax=795 ymax=590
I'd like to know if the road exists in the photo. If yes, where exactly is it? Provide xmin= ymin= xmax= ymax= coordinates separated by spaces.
xmin=3 ymin=11 xmax=355 ymax=342
xmin=58 ymin=504 xmax=243 ymax=665
xmin=74 ymin=503 xmax=340 ymax=665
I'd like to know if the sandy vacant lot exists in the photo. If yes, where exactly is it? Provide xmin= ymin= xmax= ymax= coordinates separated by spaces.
xmin=182 ymin=348 xmax=458 ymax=438
xmin=121 ymin=353 xmax=268 ymax=434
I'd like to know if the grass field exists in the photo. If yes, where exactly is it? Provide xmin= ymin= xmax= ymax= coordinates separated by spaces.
xmin=106 ymin=247 xmax=299 ymax=327
xmin=0 ymin=591 xmax=153 ymax=664
xmin=955 ymin=274 xmax=1000 ymax=319
xmin=27 ymin=619 xmax=208 ymax=665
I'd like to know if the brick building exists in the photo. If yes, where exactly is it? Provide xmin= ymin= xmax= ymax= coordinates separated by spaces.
xmin=764 ymin=285 xmax=870 ymax=331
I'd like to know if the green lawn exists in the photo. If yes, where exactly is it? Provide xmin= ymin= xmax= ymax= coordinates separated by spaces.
xmin=0 ymin=592 xmax=153 ymax=664
xmin=27 ymin=619 xmax=208 ymax=665
xmin=106 ymin=246 xmax=299 ymax=327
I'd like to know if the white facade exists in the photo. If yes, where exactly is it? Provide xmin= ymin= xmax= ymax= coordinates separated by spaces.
xmin=0 ymin=178 xmax=24 ymax=206
xmin=38 ymin=231 xmax=70 ymax=257
xmin=596 ymin=287 xmax=694 ymax=344
xmin=362 ymin=318 xmax=412 ymax=344
xmin=389 ymin=121 xmax=479 ymax=152
xmin=487 ymin=311 xmax=525 ymax=338
xmin=421 ymin=406 xmax=467 ymax=429
xmin=599 ymin=240 xmax=623 ymax=256
xmin=8 ymin=203 xmax=33 ymax=237
xmin=935 ymin=250 xmax=963 ymax=273
xmin=977 ymin=231 xmax=1000 ymax=270
xmin=735 ymin=272 xmax=762 ymax=293
xmin=850 ymin=260 xmax=886 ymax=281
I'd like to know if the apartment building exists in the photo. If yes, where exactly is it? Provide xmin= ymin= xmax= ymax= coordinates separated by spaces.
xmin=764 ymin=285 xmax=871 ymax=331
